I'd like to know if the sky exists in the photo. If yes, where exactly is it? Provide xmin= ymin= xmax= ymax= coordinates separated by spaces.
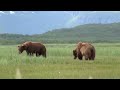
xmin=0 ymin=11 xmax=120 ymax=35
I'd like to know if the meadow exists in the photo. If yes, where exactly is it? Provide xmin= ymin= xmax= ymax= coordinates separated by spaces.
xmin=0 ymin=43 xmax=120 ymax=79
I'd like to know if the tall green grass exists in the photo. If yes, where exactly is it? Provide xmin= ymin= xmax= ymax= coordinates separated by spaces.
xmin=0 ymin=43 xmax=120 ymax=79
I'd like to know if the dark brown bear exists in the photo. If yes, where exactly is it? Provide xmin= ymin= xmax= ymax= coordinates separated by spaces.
xmin=18 ymin=41 xmax=46 ymax=58
xmin=73 ymin=42 xmax=95 ymax=60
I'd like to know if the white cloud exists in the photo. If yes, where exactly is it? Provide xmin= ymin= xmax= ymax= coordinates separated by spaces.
xmin=22 ymin=11 xmax=29 ymax=13
xmin=66 ymin=15 xmax=81 ymax=27
xmin=90 ymin=11 xmax=97 ymax=13
xmin=90 ymin=11 xmax=120 ymax=14
xmin=32 ymin=12 xmax=35 ymax=14
xmin=65 ymin=11 xmax=120 ymax=27
xmin=109 ymin=11 xmax=120 ymax=13
xmin=50 ymin=11 xmax=58 ymax=13
xmin=10 ymin=11 xmax=15 ymax=14
xmin=63 ymin=11 xmax=74 ymax=17
xmin=0 ymin=11 xmax=5 ymax=14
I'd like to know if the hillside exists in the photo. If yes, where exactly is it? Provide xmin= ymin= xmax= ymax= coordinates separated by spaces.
xmin=0 ymin=23 xmax=120 ymax=44
xmin=34 ymin=22 xmax=120 ymax=43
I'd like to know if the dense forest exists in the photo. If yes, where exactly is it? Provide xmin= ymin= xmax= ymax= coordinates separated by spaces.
xmin=0 ymin=22 xmax=120 ymax=45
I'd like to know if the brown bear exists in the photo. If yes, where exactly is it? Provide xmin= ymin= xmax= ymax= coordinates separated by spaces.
xmin=73 ymin=42 xmax=95 ymax=60
xmin=18 ymin=41 xmax=46 ymax=58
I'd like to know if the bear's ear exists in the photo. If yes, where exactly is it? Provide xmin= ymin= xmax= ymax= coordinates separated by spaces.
xmin=82 ymin=43 xmax=86 ymax=46
xmin=22 ymin=45 xmax=25 ymax=47
xmin=73 ymin=49 xmax=76 ymax=52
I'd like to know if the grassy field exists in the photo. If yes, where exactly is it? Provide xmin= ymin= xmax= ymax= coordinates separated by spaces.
xmin=0 ymin=43 xmax=120 ymax=79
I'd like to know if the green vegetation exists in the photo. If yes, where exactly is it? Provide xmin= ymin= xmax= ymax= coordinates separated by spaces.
xmin=0 ymin=22 xmax=120 ymax=79
xmin=0 ymin=43 xmax=120 ymax=79
xmin=0 ymin=22 xmax=120 ymax=44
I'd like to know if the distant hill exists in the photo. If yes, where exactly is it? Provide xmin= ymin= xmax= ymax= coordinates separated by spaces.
xmin=0 ymin=22 xmax=120 ymax=44
xmin=34 ymin=22 xmax=120 ymax=43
